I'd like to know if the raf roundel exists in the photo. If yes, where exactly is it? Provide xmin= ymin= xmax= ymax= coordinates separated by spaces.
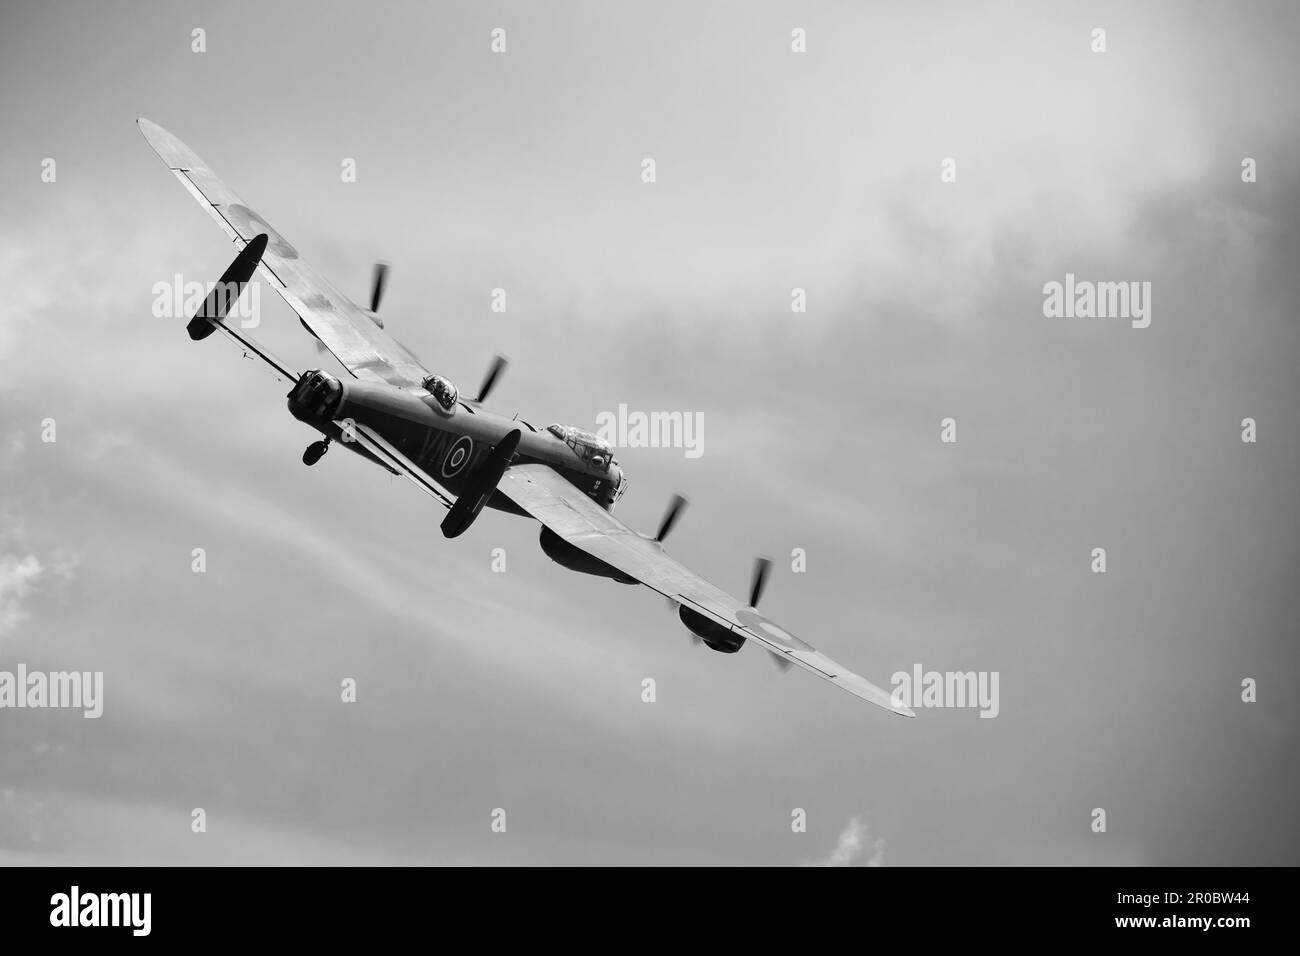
xmin=441 ymin=435 xmax=473 ymax=478
xmin=735 ymin=609 xmax=814 ymax=652
xmin=224 ymin=204 xmax=299 ymax=260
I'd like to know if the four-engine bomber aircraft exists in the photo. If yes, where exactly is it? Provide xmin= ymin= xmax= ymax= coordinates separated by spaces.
xmin=138 ymin=118 xmax=913 ymax=717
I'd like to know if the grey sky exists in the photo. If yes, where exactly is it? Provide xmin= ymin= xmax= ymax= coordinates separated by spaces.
xmin=1 ymin=0 xmax=1298 ymax=864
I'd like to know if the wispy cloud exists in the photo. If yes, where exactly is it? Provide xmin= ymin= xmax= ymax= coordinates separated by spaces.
xmin=2 ymin=0 xmax=1298 ymax=866
xmin=0 ymin=552 xmax=42 ymax=636
xmin=804 ymin=816 xmax=885 ymax=868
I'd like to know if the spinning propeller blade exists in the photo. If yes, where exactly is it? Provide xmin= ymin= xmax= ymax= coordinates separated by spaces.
xmin=749 ymin=557 xmax=771 ymax=608
xmin=654 ymin=494 xmax=688 ymax=543
xmin=476 ymin=354 xmax=509 ymax=403
xmin=748 ymin=557 xmax=792 ymax=672
xmin=370 ymin=262 xmax=389 ymax=313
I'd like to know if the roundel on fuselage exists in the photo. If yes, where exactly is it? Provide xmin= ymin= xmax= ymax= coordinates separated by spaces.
xmin=441 ymin=435 xmax=473 ymax=478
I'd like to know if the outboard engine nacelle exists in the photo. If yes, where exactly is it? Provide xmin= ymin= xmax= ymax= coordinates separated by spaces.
xmin=679 ymin=605 xmax=746 ymax=653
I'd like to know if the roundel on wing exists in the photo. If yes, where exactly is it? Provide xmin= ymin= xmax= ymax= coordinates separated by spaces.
xmin=224 ymin=204 xmax=299 ymax=260
xmin=441 ymin=436 xmax=474 ymax=478
xmin=734 ymin=608 xmax=814 ymax=652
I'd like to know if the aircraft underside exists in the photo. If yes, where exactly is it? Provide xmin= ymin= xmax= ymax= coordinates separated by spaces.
xmin=136 ymin=116 xmax=918 ymax=716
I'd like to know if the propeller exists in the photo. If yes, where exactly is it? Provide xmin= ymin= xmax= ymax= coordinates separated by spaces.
xmin=654 ymin=494 xmax=688 ymax=544
xmin=370 ymin=261 xmax=389 ymax=313
xmin=747 ymin=556 xmax=791 ymax=672
xmin=476 ymin=354 xmax=509 ymax=403
xmin=749 ymin=557 xmax=771 ymax=608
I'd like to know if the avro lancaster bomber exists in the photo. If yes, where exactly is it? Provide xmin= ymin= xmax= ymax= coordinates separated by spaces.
xmin=139 ymin=118 xmax=913 ymax=717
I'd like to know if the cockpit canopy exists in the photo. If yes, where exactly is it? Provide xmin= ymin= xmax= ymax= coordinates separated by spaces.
xmin=547 ymin=423 xmax=614 ymax=471
xmin=421 ymin=374 xmax=459 ymax=413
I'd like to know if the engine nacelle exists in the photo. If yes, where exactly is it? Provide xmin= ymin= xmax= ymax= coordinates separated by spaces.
xmin=539 ymin=527 xmax=638 ymax=584
xmin=679 ymin=605 xmax=746 ymax=654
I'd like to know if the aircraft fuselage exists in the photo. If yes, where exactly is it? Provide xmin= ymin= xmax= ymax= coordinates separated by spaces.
xmin=286 ymin=369 xmax=626 ymax=517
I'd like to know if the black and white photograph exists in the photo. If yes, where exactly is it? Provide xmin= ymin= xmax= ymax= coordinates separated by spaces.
xmin=0 ymin=0 xmax=1295 ymax=929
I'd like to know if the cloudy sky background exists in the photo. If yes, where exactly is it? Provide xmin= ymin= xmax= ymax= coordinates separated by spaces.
xmin=1 ymin=0 xmax=1298 ymax=865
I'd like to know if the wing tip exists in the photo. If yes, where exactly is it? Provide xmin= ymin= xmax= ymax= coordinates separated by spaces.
xmin=136 ymin=117 xmax=191 ymax=169
xmin=877 ymin=691 xmax=916 ymax=718
xmin=838 ymin=673 xmax=917 ymax=718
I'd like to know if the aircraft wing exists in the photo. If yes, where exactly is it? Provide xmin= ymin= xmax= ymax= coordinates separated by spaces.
xmin=138 ymin=118 xmax=429 ymax=389
xmin=498 ymin=463 xmax=915 ymax=716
